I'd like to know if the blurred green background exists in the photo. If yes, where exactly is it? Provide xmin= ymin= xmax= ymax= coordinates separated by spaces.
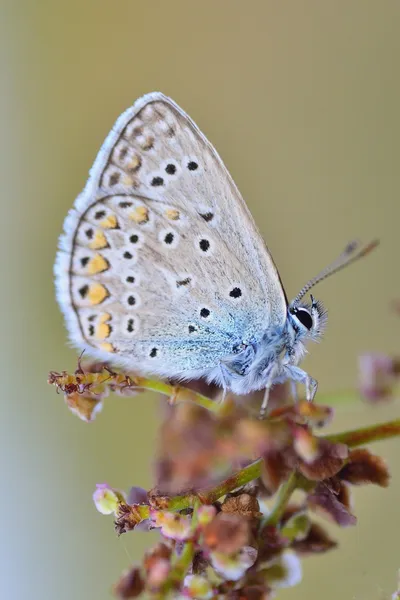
xmin=1 ymin=1 xmax=399 ymax=598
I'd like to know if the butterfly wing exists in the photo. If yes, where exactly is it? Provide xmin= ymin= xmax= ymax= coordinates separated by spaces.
xmin=55 ymin=93 xmax=287 ymax=380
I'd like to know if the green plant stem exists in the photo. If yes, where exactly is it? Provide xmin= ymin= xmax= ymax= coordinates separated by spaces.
xmin=133 ymin=377 xmax=220 ymax=413
xmin=131 ymin=381 xmax=400 ymax=413
xmin=131 ymin=381 xmax=400 ymax=420
xmin=197 ymin=458 xmax=263 ymax=505
xmin=265 ymin=471 xmax=299 ymax=526
xmin=325 ymin=419 xmax=400 ymax=447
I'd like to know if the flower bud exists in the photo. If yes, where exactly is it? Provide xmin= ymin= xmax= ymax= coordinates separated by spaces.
xmin=93 ymin=483 xmax=125 ymax=515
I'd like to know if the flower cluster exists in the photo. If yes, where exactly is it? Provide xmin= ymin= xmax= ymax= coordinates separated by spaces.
xmin=48 ymin=354 xmax=399 ymax=599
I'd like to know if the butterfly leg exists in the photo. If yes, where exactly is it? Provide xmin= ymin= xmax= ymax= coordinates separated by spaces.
xmin=259 ymin=387 xmax=270 ymax=420
xmin=285 ymin=366 xmax=318 ymax=402
xmin=290 ymin=380 xmax=298 ymax=402
xmin=216 ymin=387 xmax=227 ymax=405
xmin=305 ymin=375 xmax=318 ymax=402
xmin=259 ymin=364 xmax=280 ymax=419
xmin=218 ymin=364 xmax=232 ymax=404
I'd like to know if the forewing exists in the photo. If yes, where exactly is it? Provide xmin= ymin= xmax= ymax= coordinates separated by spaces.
xmin=55 ymin=93 xmax=287 ymax=378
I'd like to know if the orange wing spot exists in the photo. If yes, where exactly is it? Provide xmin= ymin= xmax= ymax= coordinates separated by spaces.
xmin=127 ymin=155 xmax=141 ymax=171
xmin=129 ymin=206 xmax=149 ymax=224
xmin=165 ymin=208 xmax=180 ymax=220
xmin=99 ymin=342 xmax=115 ymax=353
xmin=87 ymin=254 xmax=110 ymax=275
xmin=122 ymin=174 xmax=139 ymax=188
xmin=96 ymin=322 xmax=111 ymax=340
xmin=89 ymin=230 xmax=108 ymax=250
xmin=95 ymin=312 xmax=112 ymax=339
xmin=140 ymin=135 xmax=154 ymax=150
xmin=100 ymin=214 xmax=118 ymax=229
xmin=99 ymin=312 xmax=111 ymax=323
xmin=88 ymin=283 xmax=109 ymax=305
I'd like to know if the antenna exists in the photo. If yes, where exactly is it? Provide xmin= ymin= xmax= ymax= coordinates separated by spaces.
xmin=291 ymin=239 xmax=379 ymax=306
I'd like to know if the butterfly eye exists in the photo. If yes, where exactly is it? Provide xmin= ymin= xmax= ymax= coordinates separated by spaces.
xmin=292 ymin=307 xmax=313 ymax=330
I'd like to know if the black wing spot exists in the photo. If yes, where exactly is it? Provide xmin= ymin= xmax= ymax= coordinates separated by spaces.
xmin=127 ymin=319 xmax=134 ymax=333
xmin=167 ymin=126 xmax=176 ymax=138
xmin=176 ymin=277 xmax=191 ymax=287
xmin=187 ymin=161 xmax=198 ymax=171
xmin=229 ymin=287 xmax=242 ymax=299
xmin=151 ymin=176 xmax=164 ymax=187
xmin=88 ymin=324 xmax=95 ymax=336
xmin=94 ymin=210 xmax=106 ymax=220
xmin=150 ymin=347 xmax=158 ymax=358
xmin=165 ymin=163 xmax=176 ymax=175
xmin=188 ymin=325 xmax=197 ymax=333
xmin=79 ymin=284 xmax=89 ymax=298
xmin=109 ymin=172 xmax=120 ymax=186
xmin=118 ymin=147 xmax=128 ymax=161
xmin=126 ymin=276 xmax=135 ymax=284
xmin=200 ymin=212 xmax=214 ymax=222
xmin=130 ymin=234 xmax=139 ymax=244
xmin=123 ymin=251 xmax=133 ymax=259
xmin=199 ymin=239 xmax=210 ymax=252
xmin=80 ymin=257 xmax=89 ymax=267
xmin=164 ymin=232 xmax=174 ymax=245
xmin=127 ymin=295 xmax=136 ymax=306
xmin=119 ymin=201 xmax=133 ymax=208
xmin=200 ymin=308 xmax=210 ymax=318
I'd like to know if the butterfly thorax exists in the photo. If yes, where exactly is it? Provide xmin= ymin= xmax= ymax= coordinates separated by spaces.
xmin=216 ymin=304 xmax=322 ymax=394
xmin=217 ymin=316 xmax=300 ymax=394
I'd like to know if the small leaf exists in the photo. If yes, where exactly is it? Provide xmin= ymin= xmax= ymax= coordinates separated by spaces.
xmin=281 ymin=511 xmax=310 ymax=542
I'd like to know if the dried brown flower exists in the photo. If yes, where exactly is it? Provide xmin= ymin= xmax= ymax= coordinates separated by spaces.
xmin=113 ymin=567 xmax=145 ymax=598
xmin=143 ymin=543 xmax=172 ymax=572
xmin=358 ymin=353 xmax=400 ymax=402
xmin=203 ymin=512 xmax=252 ymax=555
xmin=257 ymin=525 xmax=288 ymax=563
xmin=298 ymin=438 xmax=348 ymax=481
xmin=114 ymin=503 xmax=145 ymax=535
xmin=221 ymin=494 xmax=262 ymax=518
xmin=291 ymin=522 xmax=337 ymax=555
xmin=307 ymin=481 xmax=357 ymax=527
xmin=339 ymin=448 xmax=390 ymax=487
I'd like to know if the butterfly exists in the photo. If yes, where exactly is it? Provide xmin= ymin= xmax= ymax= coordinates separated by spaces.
xmin=55 ymin=92 xmax=376 ymax=413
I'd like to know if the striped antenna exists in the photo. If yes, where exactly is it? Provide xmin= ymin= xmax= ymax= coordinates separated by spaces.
xmin=291 ymin=239 xmax=379 ymax=306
